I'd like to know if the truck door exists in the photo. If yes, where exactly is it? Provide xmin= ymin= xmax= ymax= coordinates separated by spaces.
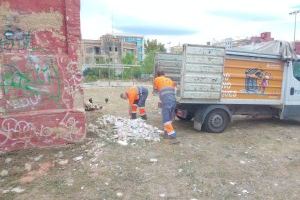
xmin=282 ymin=60 xmax=300 ymax=121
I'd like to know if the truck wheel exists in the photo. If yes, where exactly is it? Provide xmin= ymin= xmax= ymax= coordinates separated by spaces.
xmin=203 ymin=109 xmax=229 ymax=133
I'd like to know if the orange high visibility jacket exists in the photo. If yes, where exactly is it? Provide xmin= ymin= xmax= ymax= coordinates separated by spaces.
xmin=126 ymin=86 xmax=139 ymax=106
xmin=153 ymin=76 xmax=175 ymax=91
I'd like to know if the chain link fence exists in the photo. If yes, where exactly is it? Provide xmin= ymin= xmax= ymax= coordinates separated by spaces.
xmin=82 ymin=64 xmax=153 ymax=85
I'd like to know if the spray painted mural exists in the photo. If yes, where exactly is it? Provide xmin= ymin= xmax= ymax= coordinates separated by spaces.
xmin=222 ymin=59 xmax=283 ymax=100
xmin=0 ymin=0 xmax=85 ymax=152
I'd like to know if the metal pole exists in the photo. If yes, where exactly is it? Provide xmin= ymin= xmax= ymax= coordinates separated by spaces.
xmin=294 ymin=13 xmax=297 ymax=44
xmin=289 ymin=10 xmax=300 ymax=49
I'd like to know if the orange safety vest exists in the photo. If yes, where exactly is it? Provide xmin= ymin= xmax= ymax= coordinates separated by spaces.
xmin=153 ymin=76 xmax=175 ymax=91
xmin=126 ymin=86 xmax=139 ymax=106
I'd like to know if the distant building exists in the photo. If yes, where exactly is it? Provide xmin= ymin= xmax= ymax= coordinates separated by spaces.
xmin=295 ymin=41 xmax=300 ymax=55
xmin=250 ymin=32 xmax=274 ymax=43
xmin=81 ymin=39 xmax=104 ymax=67
xmin=81 ymin=34 xmax=139 ymax=67
xmin=115 ymin=34 xmax=144 ymax=62
xmin=170 ymin=45 xmax=183 ymax=54
xmin=213 ymin=32 xmax=274 ymax=49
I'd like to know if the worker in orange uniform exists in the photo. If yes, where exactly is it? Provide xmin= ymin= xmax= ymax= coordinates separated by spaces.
xmin=120 ymin=86 xmax=148 ymax=120
xmin=153 ymin=70 xmax=178 ymax=141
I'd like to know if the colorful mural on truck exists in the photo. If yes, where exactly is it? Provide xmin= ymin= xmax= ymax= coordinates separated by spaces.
xmin=0 ymin=0 xmax=85 ymax=152
xmin=222 ymin=59 xmax=283 ymax=100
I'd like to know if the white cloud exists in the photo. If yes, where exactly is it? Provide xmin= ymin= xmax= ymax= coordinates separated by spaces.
xmin=81 ymin=0 xmax=300 ymax=44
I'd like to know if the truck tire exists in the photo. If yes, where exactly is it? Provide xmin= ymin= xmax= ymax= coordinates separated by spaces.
xmin=203 ymin=109 xmax=229 ymax=133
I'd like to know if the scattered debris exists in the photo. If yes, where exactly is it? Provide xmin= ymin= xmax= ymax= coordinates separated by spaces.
xmin=73 ymin=156 xmax=83 ymax=162
xmin=2 ymin=189 xmax=10 ymax=194
xmin=178 ymin=168 xmax=183 ymax=173
xmin=0 ymin=170 xmax=8 ymax=177
xmin=58 ymin=159 xmax=69 ymax=166
xmin=240 ymin=160 xmax=246 ymax=164
xmin=229 ymin=181 xmax=236 ymax=185
xmin=34 ymin=155 xmax=44 ymax=162
xmin=20 ymin=162 xmax=55 ymax=184
xmin=5 ymin=158 xmax=12 ymax=164
xmin=150 ymin=158 xmax=158 ymax=163
xmin=55 ymin=151 xmax=64 ymax=158
xmin=242 ymin=189 xmax=249 ymax=194
xmin=25 ymin=163 xmax=32 ymax=171
xmin=116 ymin=192 xmax=123 ymax=197
xmin=88 ymin=115 xmax=163 ymax=145
xmin=11 ymin=187 xmax=25 ymax=193
xmin=117 ymin=140 xmax=128 ymax=146
xmin=159 ymin=193 xmax=166 ymax=197
xmin=65 ymin=178 xmax=74 ymax=186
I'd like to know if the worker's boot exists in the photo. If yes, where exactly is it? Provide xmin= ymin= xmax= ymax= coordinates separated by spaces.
xmin=141 ymin=114 xmax=147 ymax=120
xmin=131 ymin=113 xmax=137 ymax=119
xmin=163 ymin=132 xmax=180 ymax=144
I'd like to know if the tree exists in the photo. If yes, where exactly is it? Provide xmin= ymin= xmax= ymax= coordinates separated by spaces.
xmin=122 ymin=52 xmax=136 ymax=65
xmin=142 ymin=39 xmax=166 ymax=76
xmin=144 ymin=39 xmax=166 ymax=54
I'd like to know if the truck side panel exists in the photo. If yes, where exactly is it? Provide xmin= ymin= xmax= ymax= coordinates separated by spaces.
xmin=181 ymin=45 xmax=225 ymax=100
xmin=222 ymin=58 xmax=283 ymax=100
xmin=154 ymin=53 xmax=182 ymax=83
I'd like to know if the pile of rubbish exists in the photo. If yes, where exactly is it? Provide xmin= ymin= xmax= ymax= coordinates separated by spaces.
xmin=88 ymin=115 xmax=163 ymax=145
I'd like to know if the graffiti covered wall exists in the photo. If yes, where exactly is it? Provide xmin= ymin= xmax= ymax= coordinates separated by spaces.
xmin=0 ymin=0 xmax=86 ymax=152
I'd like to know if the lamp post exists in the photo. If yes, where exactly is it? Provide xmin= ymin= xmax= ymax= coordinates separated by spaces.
xmin=289 ymin=10 xmax=300 ymax=49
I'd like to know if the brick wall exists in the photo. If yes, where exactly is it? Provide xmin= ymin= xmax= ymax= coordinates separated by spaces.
xmin=0 ymin=0 xmax=86 ymax=152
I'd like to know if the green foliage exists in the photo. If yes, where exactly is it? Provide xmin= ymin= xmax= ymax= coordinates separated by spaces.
xmin=144 ymin=39 xmax=166 ymax=54
xmin=143 ymin=39 xmax=166 ymax=76
xmin=83 ymin=67 xmax=111 ymax=82
xmin=142 ymin=51 xmax=155 ymax=74
xmin=122 ymin=53 xmax=136 ymax=65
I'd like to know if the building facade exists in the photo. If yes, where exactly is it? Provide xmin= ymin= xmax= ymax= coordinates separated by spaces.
xmin=81 ymin=34 xmax=139 ymax=67
xmin=115 ymin=34 xmax=144 ymax=62
xmin=170 ymin=45 xmax=183 ymax=54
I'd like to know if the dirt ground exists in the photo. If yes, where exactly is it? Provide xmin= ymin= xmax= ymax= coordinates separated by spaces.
xmin=1 ymin=86 xmax=300 ymax=200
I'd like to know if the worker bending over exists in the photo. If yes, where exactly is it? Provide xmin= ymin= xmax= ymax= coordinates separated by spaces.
xmin=153 ymin=70 xmax=177 ymax=140
xmin=120 ymin=86 xmax=148 ymax=120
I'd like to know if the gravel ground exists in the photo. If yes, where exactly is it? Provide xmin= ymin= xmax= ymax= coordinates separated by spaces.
xmin=0 ymin=86 xmax=299 ymax=200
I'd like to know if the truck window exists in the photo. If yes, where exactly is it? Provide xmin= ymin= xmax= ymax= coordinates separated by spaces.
xmin=293 ymin=61 xmax=300 ymax=81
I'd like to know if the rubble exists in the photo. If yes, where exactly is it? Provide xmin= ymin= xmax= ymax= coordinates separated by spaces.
xmin=58 ymin=159 xmax=69 ymax=166
xmin=150 ymin=158 xmax=158 ymax=163
xmin=25 ymin=163 xmax=32 ymax=171
xmin=5 ymin=158 xmax=12 ymax=164
xmin=11 ymin=187 xmax=25 ymax=193
xmin=73 ymin=156 xmax=83 ymax=162
xmin=88 ymin=115 xmax=163 ymax=145
xmin=0 ymin=170 xmax=8 ymax=177
xmin=34 ymin=155 xmax=44 ymax=162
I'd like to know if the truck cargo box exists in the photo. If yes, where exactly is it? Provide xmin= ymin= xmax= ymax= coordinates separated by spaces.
xmin=178 ymin=44 xmax=284 ymax=105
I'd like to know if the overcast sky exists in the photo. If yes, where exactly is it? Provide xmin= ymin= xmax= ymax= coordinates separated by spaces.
xmin=81 ymin=0 xmax=300 ymax=46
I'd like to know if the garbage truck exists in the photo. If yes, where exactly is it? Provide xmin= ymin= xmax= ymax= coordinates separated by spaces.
xmin=154 ymin=41 xmax=300 ymax=133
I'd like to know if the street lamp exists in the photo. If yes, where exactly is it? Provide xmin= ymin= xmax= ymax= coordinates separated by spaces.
xmin=289 ymin=10 xmax=300 ymax=48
